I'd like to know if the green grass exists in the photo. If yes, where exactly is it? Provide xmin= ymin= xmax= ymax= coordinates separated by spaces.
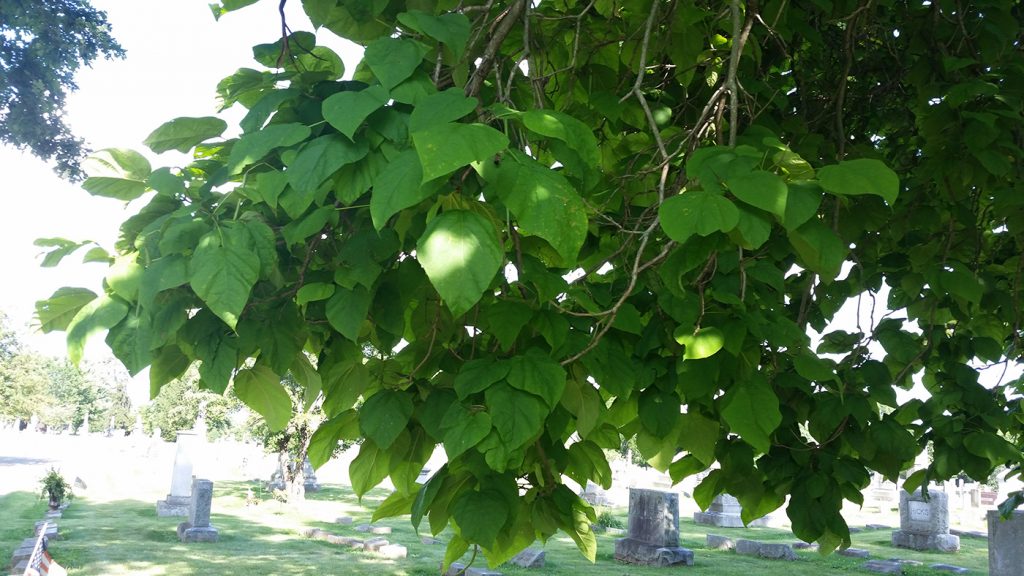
xmin=0 ymin=483 xmax=992 ymax=575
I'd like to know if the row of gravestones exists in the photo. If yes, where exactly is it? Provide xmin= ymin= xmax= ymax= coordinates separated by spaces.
xmin=616 ymin=487 xmax=1024 ymax=575
xmin=8 ymin=505 xmax=68 ymax=575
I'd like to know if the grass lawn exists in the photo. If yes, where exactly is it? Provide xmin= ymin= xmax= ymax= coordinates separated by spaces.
xmin=0 ymin=482 xmax=992 ymax=575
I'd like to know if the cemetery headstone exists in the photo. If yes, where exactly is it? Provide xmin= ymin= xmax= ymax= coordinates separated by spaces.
xmin=987 ymin=509 xmax=1024 ymax=576
xmin=614 ymin=488 xmax=695 ymax=567
xmin=177 ymin=478 xmax=219 ymax=542
xmin=693 ymin=493 xmax=770 ymax=528
xmin=891 ymin=489 xmax=959 ymax=552
xmin=302 ymin=456 xmax=320 ymax=492
xmin=862 ymin=560 xmax=904 ymax=574
xmin=509 ymin=547 xmax=545 ymax=568
xmin=157 ymin=430 xmax=199 ymax=516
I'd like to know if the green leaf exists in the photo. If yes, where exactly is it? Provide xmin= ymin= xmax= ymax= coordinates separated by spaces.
xmin=675 ymin=326 xmax=725 ymax=360
xmin=659 ymin=191 xmax=740 ymax=242
xmin=481 ymin=299 xmax=533 ymax=351
xmin=397 ymin=11 xmax=472 ymax=59
xmin=726 ymin=170 xmax=788 ymax=219
xmin=81 ymin=149 xmax=152 ymax=201
xmin=733 ymin=205 xmax=772 ymax=249
xmin=144 ymin=116 xmax=228 ymax=153
xmin=413 ymin=123 xmax=509 ymax=183
xmin=638 ymin=387 xmax=680 ymax=437
xmin=360 ymin=390 xmax=414 ymax=450
xmin=307 ymin=407 xmax=360 ymax=467
xmin=452 ymin=490 xmax=509 ymax=548
xmin=188 ymin=228 xmax=260 ymax=330
xmin=105 ymin=308 xmax=152 ymax=376
xmin=409 ymin=89 xmax=478 ymax=132
xmin=412 ymin=465 xmax=446 ymax=532
xmin=678 ymin=411 xmax=719 ymax=465
xmin=36 ymin=287 xmax=97 ymax=333
xmin=521 ymin=109 xmax=601 ymax=189
xmin=789 ymin=220 xmax=848 ymax=280
xmin=325 ymin=285 xmax=372 ymax=341
xmin=296 ymin=282 xmax=336 ymax=305
xmin=364 ymin=37 xmax=428 ymax=90
xmin=372 ymin=490 xmax=416 ymax=522
xmin=241 ymin=88 xmax=300 ymax=133
xmin=282 ymin=206 xmax=337 ymax=246
xmin=783 ymin=181 xmax=822 ymax=231
xmin=506 ymin=349 xmax=566 ymax=409
xmin=35 ymin=237 xmax=88 ymax=268
xmin=234 ymin=365 xmax=291 ymax=431
xmin=322 ymin=85 xmax=390 ymax=140
xmin=287 ymin=134 xmax=368 ymax=199
xmin=817 ymin=158 xmax=899 ymax=204
xmin=476 ymin=150 xmax=588 ymax=264
xmin=964 ymin=432 xmax=1021 ymax=466
xmin=149 ymin=345 xmax=191 ymax=398
xmin=454 ymin=358 xmax=509 ymax=399
xmin=417 ymin=210 xmax=504 ymax=318
xmin=485 ymin=382 xmax=547 ymax=448
xmin=720 ymin=374 xmax=782 ymax=453
xmin=441 ymin=403 xmax=493 ymax=458
xmin=138 ymin=256 xmax=188 ymax=308
xmin=350 ymin=439 xmax=391 ymax=499
xmin=370 ymin=150 xmax=433 ymax=230
xmin=226 ymin=123 xmax=311 ymax=174
xmin=66 ymin=294 xmax=129 ymax=365
xmin=565 ymin=441 xmax=613 ymax=489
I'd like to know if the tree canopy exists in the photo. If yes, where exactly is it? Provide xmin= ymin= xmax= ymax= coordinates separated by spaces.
xmin=0 ymin=0 xmax=124 ymax=179
xmin=37 ymin=0 xmax=1024 ymax=567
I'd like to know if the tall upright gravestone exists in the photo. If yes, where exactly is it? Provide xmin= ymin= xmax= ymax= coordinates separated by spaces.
xmin=615 ymin=488 xmax=695 ymax=567
xmin=156 ymin=430 xmax=199 ymax=516
xmin=177 ymin=478 xmax=219 ymax=542
xmin=987 ymin=509 xmax=1024 ymax=576
xmin=891 ymin=489 xmax=959 ymax=552
xmin=694 ymin=494 xmax=770 ymax=528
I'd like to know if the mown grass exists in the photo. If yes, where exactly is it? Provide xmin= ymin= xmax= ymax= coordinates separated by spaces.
xmin=1 ymin=482 xmax=992 ymax=575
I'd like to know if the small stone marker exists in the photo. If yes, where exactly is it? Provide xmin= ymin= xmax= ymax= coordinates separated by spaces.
xmin=706 ymin=534 xmax=735 ymax=550
xmin=838 ymin=547 xmax=871 ymax=558
xmin=693 ymin=493 xmax=770 ymax=528
xmin=177 ymin=478 xmax=219 ymax=542
xmin=355 ymin=524 xmax=372 ymax=532
xmin=865 ymin=524 xmax=892 ymax=530
xmin=444 ymin=562 xmax=503 ymax=576
xmin=792 ymin=541 xmax=817 ymax=550
xmin=614 ymin=488 xmax=695 ymax=567
xmin=421 ymin=536 xmax=444 ymax=545
xmin=509 ymin=547 xmax=545 ymax=568
xmin=891 ymin=489 xmax=959 ymax=552
xmin=928 ymin=564 xmax=970 ymax=574
xmin=378 ymin=544 xmax=407 ymax=559
xmin=34 ymin=523 xmax=58 ymax=540
xmin=337 ymin=516 xmax=354 ymax=525
xmin=987 ymin=509 xmax=1024 ymax=576
xmin=302 ymin=457 xmax=320 ymax=492
xmin=157 ymin=430 xmax=198 ymax=516
xmin=735 ymin=539 xmax=797 ymax=560
xmin=363 ymin=537 xmax=389 ymax=552
xmin=862 ymin=560 xmax=903 ymax=574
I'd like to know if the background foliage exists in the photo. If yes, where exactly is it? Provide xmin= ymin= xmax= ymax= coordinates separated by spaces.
xmin=36 ymin=0 xmax=1024 ymax=567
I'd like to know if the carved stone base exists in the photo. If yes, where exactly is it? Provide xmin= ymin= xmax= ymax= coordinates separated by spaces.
xmin=891 ymin=530 xmax=960 ymax=552
xmin=156 ymin=495 xmax=190 ymax=517
xmin=615 ymin=537 xmax=695 ymax=566
xmin=177 ymin=522 xmax=219 ymax=543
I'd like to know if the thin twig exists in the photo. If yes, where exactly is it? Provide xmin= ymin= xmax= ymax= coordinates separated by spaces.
xmin=466 ymin=0 xmax=528 ymax=97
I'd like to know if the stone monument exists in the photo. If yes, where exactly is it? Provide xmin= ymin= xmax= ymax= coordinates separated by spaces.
xmin=614 ymin=488 xmax=695 ymax=566
xmin=302 ymin=456 xmax=320 ymax=493
xmin=891 ymin=489 xmax=959 ymax=552
xmin=177 ymin=478 xmax=219 ymax=542
xmin=694 ymin=494 xmax=770 ymax=528
xmin=156 ymin=430 xmax=199 ymax=516
xmin=988 ymin=509 xmax=1024 ymax=576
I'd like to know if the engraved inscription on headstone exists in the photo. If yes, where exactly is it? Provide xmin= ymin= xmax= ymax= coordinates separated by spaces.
xmin=908 ymin=501 xmax=930 ymax=522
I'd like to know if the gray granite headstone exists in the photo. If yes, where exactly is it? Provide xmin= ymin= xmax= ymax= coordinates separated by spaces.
xmin=694 ymin=493 xmax=770 ymax=528
xmin=177 ymin=478 xmax=219 ymax=542
xmin=988 ymin=509 xmax=1024 ymax=576
xmin=891 ymin=489 xmax=959 ymax=552
xmin=614 ymin=488 xmax=695 ymax=567
xmin=862 ymin=560 xmax=904 ymax=574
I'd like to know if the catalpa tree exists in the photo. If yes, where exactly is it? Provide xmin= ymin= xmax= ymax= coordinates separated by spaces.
xmin=36 ymin=0 xmax=1024 ymax=567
